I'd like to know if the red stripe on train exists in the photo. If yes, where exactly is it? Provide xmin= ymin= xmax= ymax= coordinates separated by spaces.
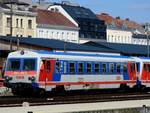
xmin=5 ymin=71 xmax=37 ymax=76
xmin=38 ymin=81 xmax=136 ymax=86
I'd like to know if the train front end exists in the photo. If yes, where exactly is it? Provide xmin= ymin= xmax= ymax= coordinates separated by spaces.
xmin=3 ymin=50 xmax=39 ymax=95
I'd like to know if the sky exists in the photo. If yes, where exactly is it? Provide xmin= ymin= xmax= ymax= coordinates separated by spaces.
xmin=35 ymin=0 xmax=150 ymax=23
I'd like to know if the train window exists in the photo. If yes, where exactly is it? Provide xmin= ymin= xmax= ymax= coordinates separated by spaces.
xmin=23 ymin=59 xmax=36 ymax=71
xmin=69 ymin=63 xmax=75 ymax=74
xmin=109 ymin=63 xmax=114 ymax=74
xmin=130 ymin=64 xmax=135 ymax=72
xmin=123 ymin=64 xmax=127 ymax=74
xmin=116 ymin=64 xmax=121 ymax=74
xmin=86 ymin=63 xmax=92 ymax=74
xmin=46 ymin=61 xmax=51 ymax=72
xmin=136 ymin=63 xmax=140 ymax=72
xmin=55 ymin=62 xmax=61 ymax=73
xmin=7 ymin=59 xmax=20 ymax=71
xmin=94 ymin=63 xmax=99 ymax=74
xmin=78 ymin=63 xmax=84 ymax=74
xmin=63 ymin=62 xmax=67 ymax=74
xmin=102 ymin=64 xmax=106 ymax=74
xmin=148 ymin=64 xmax=150 ymax=72
xmin=144 ymin=64 xmax=147 ymax=71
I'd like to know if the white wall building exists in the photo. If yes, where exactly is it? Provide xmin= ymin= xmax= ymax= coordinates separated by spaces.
xmin=97 ymin=13 xmax=148 ymax=45
xmin=107 ymin=29 xmax=132 ymax=44
xmin=36 ymin=9 xmax=79 ymax=43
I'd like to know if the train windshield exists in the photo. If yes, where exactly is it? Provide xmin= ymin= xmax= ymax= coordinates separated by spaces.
xmin=7 ymin=59 xmax=20 ymax=71
xmin=23 ymin=59 xmax=36 ymax=71
xmin=6 ymin=58 xmax=36 ymax=71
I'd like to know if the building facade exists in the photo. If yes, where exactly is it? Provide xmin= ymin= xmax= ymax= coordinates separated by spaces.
xmin=0 ymin=2 xmax=37 ymax=37
xmin=48 ymin=2 xmax=106 ymax=43
xmin=107 ymin=29 xmax=132 ymax=44
xmin=97 ymin=13 xmax=147 ymax=45
xmin=36 ymin=9 xmax=79 ymax=43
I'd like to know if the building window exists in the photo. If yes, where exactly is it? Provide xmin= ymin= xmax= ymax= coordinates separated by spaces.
xmin=20 ymin=19 xmax=23 ymax=28
xmin=6 ymin=34 xmax=11 ymax=36
xmin=28 ymin=20 xmax=32 ymax=29
xmin=16 ymin=18 xmax=19 ymax=28
xmin=6 ymin=17 xmax=11 ymax=27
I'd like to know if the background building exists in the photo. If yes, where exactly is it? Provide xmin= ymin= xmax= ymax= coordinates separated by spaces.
xmin=48 ymin=1 xmax=106 ymax=43
xmin=36 ymin=9 xmax=79 ymax=43
xmin=97 ymin=13 xmax=148 ymax=45
xmin=0 ymin=0 xmax=37 ymax=37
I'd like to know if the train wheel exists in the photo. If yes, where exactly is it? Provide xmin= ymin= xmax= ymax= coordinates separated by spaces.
xmin=133 ymin=85 xmax=146 ymax=92
xmin=119 ymin=84 xmax=129 ymax=92
xmin=34 ymin=88 xmax=46 ymax=97
xmin=52 ymin=85 xmax=65 ymax=94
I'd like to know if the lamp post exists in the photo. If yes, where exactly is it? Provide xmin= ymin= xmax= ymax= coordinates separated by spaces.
xmin=145 ymin=25 xmax=150 ymax=57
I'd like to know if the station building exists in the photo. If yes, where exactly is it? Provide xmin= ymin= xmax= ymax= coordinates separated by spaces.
xmin=1 ymin=36 xmax=150 ymax=70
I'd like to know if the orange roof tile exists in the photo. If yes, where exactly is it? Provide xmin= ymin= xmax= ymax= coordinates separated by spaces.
xmin=97 ymin=13 xmax=143 ymax=30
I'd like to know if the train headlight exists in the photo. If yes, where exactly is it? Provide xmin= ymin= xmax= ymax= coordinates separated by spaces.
xmin=28 ymin=76 xmax=36 ymax=82
xmin=4 ymin=76 xmax=12 ymax=81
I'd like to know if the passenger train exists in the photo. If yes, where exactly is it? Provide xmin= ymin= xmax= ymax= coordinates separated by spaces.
xmin=3 ymin=50 xmax=150 ymax=95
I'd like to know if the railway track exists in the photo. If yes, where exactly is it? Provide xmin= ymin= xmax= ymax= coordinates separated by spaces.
xmin=0 ymin=90 xmax=150 ymax=107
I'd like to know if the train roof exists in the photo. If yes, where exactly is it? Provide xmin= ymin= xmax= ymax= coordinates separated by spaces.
xmin=133 ymin=57 xmax=150 ymax=62
xmin=34 ymin=50 xmax=130 ymax=59
xmin=7 ymin=50 xmax=135 ymax=62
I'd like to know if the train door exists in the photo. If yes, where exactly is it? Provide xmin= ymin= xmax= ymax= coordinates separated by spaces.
xmin=39 ymin=59 xmax=55 ymax=84
xmin=122 ymin=63 xmax=128 ymax=80
xmin=141 ymin=63 xmax=150 ymax=81
xmin=128 ymin=62 xmax=136 ymax=80
xmin=141 ymin=63 xmax=148 ymax=81
xmin=147 ymin=64 xmax=150 ymax=80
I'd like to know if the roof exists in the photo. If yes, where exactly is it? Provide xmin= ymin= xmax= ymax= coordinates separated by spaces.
xmin=60 ymin=4 xmax=97 ymax=20
xmin=37 ymin=9 xmax=77 ymax=28
xmin=96 ymin=13 xmax=144 ymax=30
xmin=0 ymin=2 xmax=10 ymax=9
xmin=85 ymin=41 xmax=150 ymax=56
xmin=0 ymin=36 xmax=117 ymax=53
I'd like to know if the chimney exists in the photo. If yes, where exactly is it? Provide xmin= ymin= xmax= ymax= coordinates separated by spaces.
xmin=101 ymin=13 xmax=109 ymax=16
xmin=116 ymin=16 xmax=120 ymax=19
xmin=126 ymin=18 xmax=129 ymax=21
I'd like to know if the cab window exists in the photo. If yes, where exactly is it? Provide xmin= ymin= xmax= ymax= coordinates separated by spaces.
xmin=7 ymin=59 xmax=20 ymax=71
xmin=23 ymin=59 xmax=36 ymax=71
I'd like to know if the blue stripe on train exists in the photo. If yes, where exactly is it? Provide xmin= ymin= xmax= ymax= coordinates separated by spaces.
xmin=52 ymin=73 xmax=61 ymax=81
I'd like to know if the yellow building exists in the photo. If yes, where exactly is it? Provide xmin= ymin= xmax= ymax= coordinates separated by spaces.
xmin=0 ymin=2 xmax=37 ymax=37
